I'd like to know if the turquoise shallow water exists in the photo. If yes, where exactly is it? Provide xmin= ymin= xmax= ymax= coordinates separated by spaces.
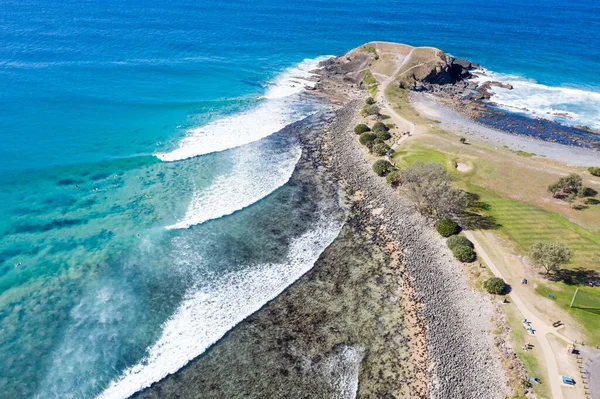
xmin=1 ymin=0 xmax=599 ymax=397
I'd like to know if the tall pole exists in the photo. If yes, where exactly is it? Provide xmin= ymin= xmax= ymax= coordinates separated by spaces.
xmin=569 ymin=288 xmax=579 ymax=308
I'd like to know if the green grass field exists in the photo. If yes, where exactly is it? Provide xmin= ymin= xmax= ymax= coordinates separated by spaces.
xmin=470 ymin=187 xmax=600 ymax=273
xmin=536 ymin=283 xmax=600 ymax=345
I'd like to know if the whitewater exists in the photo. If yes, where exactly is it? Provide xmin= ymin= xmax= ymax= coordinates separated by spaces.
xmin=156 ymin=57 xmax=330 ymax=162
xmin=471 ymin=69 xmax=600 ymax=129
xmin=97 ymin=218 xmax=344 ymax=399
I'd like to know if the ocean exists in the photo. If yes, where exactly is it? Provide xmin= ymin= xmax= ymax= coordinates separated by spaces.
xmin=0 ymin=0 xmax=599 ymax=397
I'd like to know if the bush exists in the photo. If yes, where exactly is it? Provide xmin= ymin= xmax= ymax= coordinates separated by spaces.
xmin=588 ymin=167 xmax=600 ymax=177
xmin=363 ymin=104 xmax=380 ymax=116
xmin=385 ymin=170 xmax=402 ymax=186
xmin=435 ymin=219 xmax=460 ymax=237
xmin=483 ymin=277 xmax=506 ymax=294
xmin=372 ymin=121 xmax=389 ymax=133
xmin=354 ymin=124 xmax=371 ymax=134
xmin=375 ymin=130 xmax=391 ymax=141
xmin=365 ymin=97 xmax=375 ymax=105
xmin=447 ymin=235 xmax=473 ymax=250
xmin=452 ymin=244 xmax=476 ymax=262
xmin=372 ymin=143 xmax=391 ymax=156
xmin=372 ymin=160 xmax=394 ymax=176
xmin=460 ymin=137 xmax=467 ymax=144
xmin=359 ymin=132 xmax=377 ymax=146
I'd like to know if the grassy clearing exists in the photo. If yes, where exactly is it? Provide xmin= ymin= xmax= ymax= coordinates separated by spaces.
xmin=535 ymin=283 xmax=600 ymax=345
xmin=362 ymin=69 xmax=378 ymax=96
xmin=503 ymin=301 xmax=551 ymax=398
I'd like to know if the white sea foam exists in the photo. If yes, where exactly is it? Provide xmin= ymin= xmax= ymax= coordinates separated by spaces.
xmin=96 ymin=218 xmax=343 ymax=399
xmin=156 ymin=57 xmax=329 ymax=162
xmin=166 ymin=143 xmax=301 ymax=229
xmin=470 ymin=69 xmax=600 ymax=129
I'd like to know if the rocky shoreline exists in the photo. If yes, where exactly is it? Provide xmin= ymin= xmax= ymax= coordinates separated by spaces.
xmin=134 ymin=47 xmax=510 ymax=399
xmin=316 ymin=59 xmax=507 ymax=397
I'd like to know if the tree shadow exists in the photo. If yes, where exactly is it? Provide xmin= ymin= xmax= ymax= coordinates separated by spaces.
xmin=552 ymin=268 xmax=600 ymax=285
xmin=460 ymin=192 xmax=500 ymax=230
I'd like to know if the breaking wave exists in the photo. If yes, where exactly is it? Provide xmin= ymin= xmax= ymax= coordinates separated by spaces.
xmin=96 ymin=218 xmax=343 ymax=399
xmin=156 ymin=57 xmax=329 ymax=162
xmin=166 ymin=143 xmax=301 ymax=229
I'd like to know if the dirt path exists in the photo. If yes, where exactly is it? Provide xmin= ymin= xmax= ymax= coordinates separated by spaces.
xmin=464 ymin=231 xmax=586 ymax=399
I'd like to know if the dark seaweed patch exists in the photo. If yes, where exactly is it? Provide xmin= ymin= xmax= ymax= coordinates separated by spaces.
xmin=12 ymin=218 xmax=88 ymax=234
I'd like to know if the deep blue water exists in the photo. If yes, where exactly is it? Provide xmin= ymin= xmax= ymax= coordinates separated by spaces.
xmin=1 ymin=0 xmax=599 ymax=398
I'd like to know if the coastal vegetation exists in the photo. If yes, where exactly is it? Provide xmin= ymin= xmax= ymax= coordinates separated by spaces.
xmin=359 ymin=132 xmax=377 ymax=146
xmin=435 ymin=219 xmax=460 ymax=237
xmin=372 ymin=160 xmax=394 ymax=176
xmin=484 ymin=277 xmax=506 ymax=295
xmin=354 ymin=123 xmax=370 ymax=134
xmin=446 ymin=234 xmax=473 ymax=250
xmin=452 ymin=244 xmax=476 ymax=262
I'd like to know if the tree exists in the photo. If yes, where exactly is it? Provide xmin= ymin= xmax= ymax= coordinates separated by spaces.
xmin=371 ymin=143 xmax=391 ymax=156
xmin=359 ymin=132 xmax=377 ymax=146
xmin=365 ymin=97 xmax=376 ymax=105
xmin=459 ymin=137 xmax=467 ymax=144
xmin=373 ymin=160 xmax=394 ymax=176
xmin=354 ymin=124 xmax=370 ymax=134
xmin=529 ymin=241 xmax=573 ymax=274
xmin=372 ymin=121 xmax=389 ymax=134
xmin=589 ymin=167 xmax=600 ymax=177
xmin=548 ymin=173 xmax=583 ymax=198
xmin=483 ymin=277 xmax=505 ymax=294
xmin=397 ymin=162 xmax=469 ymax=219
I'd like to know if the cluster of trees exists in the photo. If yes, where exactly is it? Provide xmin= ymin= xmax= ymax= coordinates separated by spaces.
xmin=355 ymin=99 xmax=395 ymax=160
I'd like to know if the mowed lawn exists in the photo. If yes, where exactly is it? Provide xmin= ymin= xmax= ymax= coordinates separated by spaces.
xmin=472 ymin=187 xmax=600 ymax=274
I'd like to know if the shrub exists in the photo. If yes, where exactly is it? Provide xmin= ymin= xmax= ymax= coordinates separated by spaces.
xmin=372 ymin=160 xmax=394 ymax=176
xmin=359 ymin=132 xmax=377 ymax=146
xmin=447 ymin=235 xmax=473 ymax=250
xmin=435 ymin=219 xmax=460 ymax=237
xmin=483 ymin=277 xmax=505 ymax=294
xmin=372 ymin=143 xmax=391 ymax=156
xmin=372 ymin=121 xmax=389 ymax=133
xmin=363 ymin=104 xmax=380 ymax=116
xmin=452 ymin=244 xmax=476 ymax=262
xmin=588 ymin=167 xmax=600 ymax=177
xmin=385 ymin=170 xmax=402 ymax=186
xmin=375 ymin=130 xmax=391 ymax=140
xmin=365 ymin=97 xmax=375 ymax=105
xmin=354 ymin=124 xmax=371 ymax=134
xmin=571 ymin=203 xmax=587 ymax=211
xmin=460 ymin=137 xmax=467 ymax=144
